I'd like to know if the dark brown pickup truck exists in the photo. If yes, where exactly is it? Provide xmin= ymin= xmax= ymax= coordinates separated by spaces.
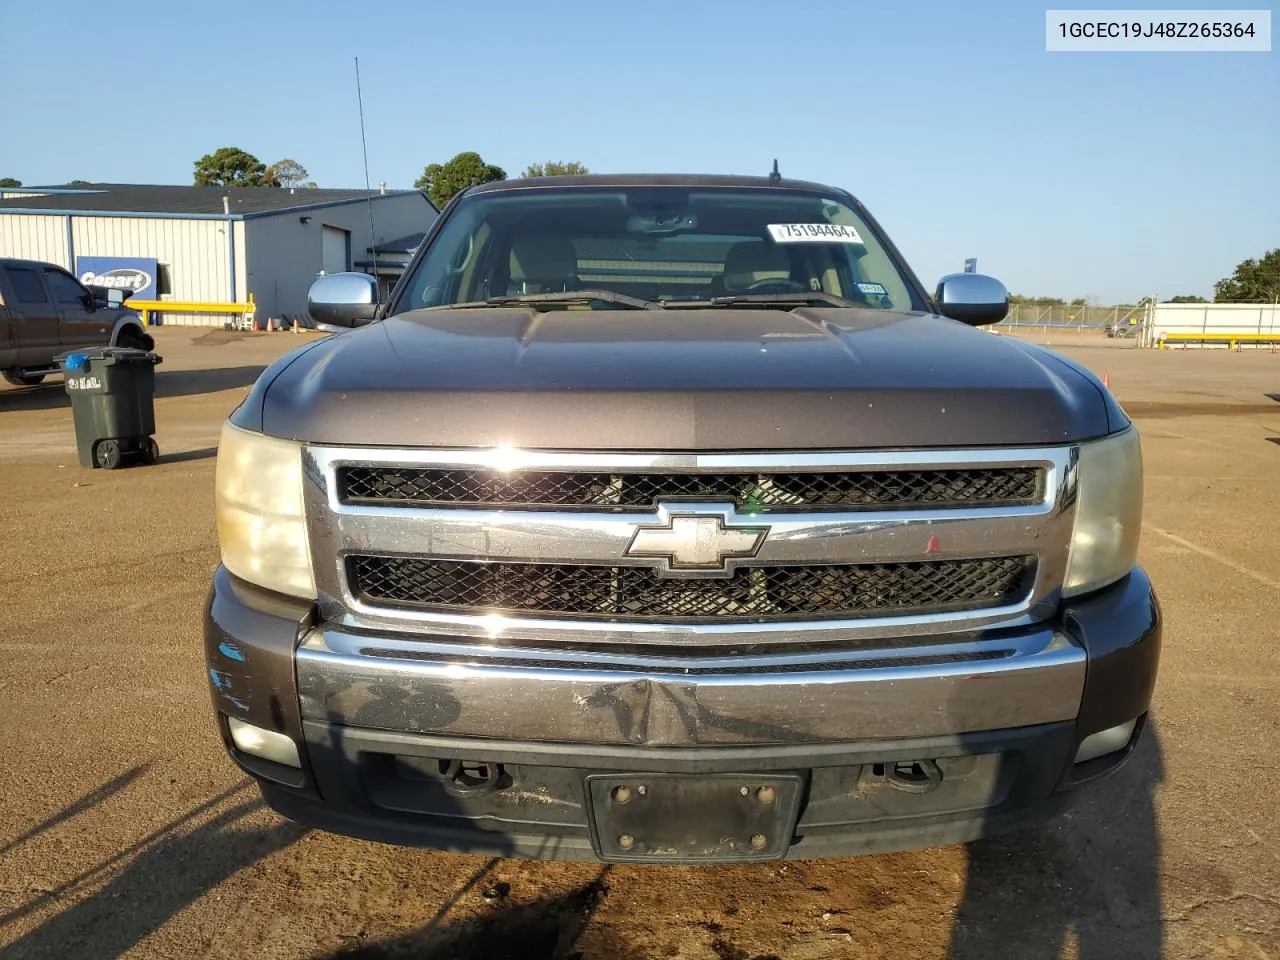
xmin=0 ymin=257 xmax=151 ymax=386
xmin=205 ymin=174 xmax=1160 ymax=864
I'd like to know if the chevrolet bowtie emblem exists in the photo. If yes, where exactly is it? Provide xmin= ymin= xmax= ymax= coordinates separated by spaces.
xmin=625 ymin=511 xmax=769 ymax=575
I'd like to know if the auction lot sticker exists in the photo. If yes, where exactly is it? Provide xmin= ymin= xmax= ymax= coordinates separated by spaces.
xmin=768 ymin=223 xmax=865 ymax=244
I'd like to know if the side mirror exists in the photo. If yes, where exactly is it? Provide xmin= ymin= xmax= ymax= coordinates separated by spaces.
xmin=934 ymin=273 xmax=1010 ymax=326
xmin=307 ymin=272 xmax=379 ymax=329
xmin=85 ymin=287 xmax=127 ymax=309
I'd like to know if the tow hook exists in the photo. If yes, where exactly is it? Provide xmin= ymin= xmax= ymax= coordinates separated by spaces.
xmin=883 ymin=759 xmax=944 ymax=794
xmin=441 ymin=759 xmax=505 ymax=796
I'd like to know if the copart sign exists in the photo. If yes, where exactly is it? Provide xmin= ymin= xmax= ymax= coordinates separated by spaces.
xmin=76 ymin=256 xmax=158 ymax=300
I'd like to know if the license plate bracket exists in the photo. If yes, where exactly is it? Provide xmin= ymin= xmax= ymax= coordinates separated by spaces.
xmin=585 ymin=773 xmax=804 ymax=863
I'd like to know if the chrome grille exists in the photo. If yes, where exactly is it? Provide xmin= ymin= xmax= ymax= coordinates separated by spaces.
xmin=338 ymin=465 xmax=1042 ymax=512
xmin=303 ymin=445 xmax=1075 ymax=648
xmin=347 ymin=555 xmax=1036 ymax=623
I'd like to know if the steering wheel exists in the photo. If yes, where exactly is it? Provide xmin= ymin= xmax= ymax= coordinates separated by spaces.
xmin=743 ymin=277 xmax=812 ymax=294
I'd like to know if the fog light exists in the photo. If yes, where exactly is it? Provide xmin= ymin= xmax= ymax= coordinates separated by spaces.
xmin=227 ymin=717 xmax=302 ymax=768
xmin=1074 ymin=719 xmax=1137 ymax=764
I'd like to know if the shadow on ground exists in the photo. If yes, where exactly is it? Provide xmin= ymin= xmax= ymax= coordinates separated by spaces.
xmin=156 ymin=445 xmax=218 ymax=465
xmin=316 ymin=867 xmax=648 ymax=960
xmin=0 ymin=366 xmax=266 ymax=413
xmin=949 ymin=720 xmax=1165 ymax=959
xmin=1 ymin=773 xmax=303 ymax=960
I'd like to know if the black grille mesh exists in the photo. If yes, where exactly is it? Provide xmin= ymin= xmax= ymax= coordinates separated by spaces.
xmin=338 ymin=466 xmax=1041 ymax=512
xmin=348 ymin=555 xmax=1034 ymax=623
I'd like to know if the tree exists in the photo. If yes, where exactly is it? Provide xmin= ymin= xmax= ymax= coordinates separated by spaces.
xmin=1070 ymin=297 xmax=1087 ymax=306
xmin=520 ymin=161 xmax=590 ymax=178
xmin=68 ymin=180 xmax=91 ymax=185
xmin=262 ymin=159 xmax=311 ymax=188
xmin=1214 ymin=249 xmax=1280 ymax=303
xmin=414 ymin=152 xmax=506 ymax=209
xmin=0 ymin=177 xmax=21 ymax=188
xmin=1009 ymin=295 xmax=1066 ymax=306
xmin=194 ymin=147 xmax=267 ymax=187
xmin=1166 ymin=295 xmax=1207 ymax=303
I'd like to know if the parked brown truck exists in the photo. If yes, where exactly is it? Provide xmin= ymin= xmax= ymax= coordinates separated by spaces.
xmin=205 ymin=174 xmax=1160 ymax=864
xmin=0 ymin=257 xmax=152 ymax=386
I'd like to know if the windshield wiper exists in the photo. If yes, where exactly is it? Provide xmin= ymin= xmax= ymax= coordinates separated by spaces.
xmin=439 ymin=290 xmax=661 ymax=311
xmin=693 ymin=292 xmax=863 ymax=309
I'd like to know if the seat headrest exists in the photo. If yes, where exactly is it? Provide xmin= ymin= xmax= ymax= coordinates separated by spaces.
xmin=509 ymin=235 xmax=578 ymax=291
xmin=722 ymin=241 xmax=792 ymax=291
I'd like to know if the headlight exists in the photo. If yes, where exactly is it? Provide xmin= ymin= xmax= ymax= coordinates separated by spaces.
xmin=1063 ymin=426 xmax=1143 ymax=598
xmin=214 ymin=421 xmax=316 ymax=599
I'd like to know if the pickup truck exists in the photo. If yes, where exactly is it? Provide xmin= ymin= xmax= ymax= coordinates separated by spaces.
xmin=0 ymin=257 xmax=152 ymax=386
xmin=205 ymin=174 xmax=1160 ymax=864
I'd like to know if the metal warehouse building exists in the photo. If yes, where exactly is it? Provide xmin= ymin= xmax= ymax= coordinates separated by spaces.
xmin=0 ymin=183 xmax=438 ymax=325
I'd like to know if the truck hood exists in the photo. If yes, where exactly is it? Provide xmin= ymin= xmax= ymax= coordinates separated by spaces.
xmin=248 ymin=307 xmax=1124 ymax=449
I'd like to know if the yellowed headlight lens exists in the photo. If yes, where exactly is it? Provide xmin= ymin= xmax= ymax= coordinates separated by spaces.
xmin=1063 ymin=427 xmax=1143 ymax=598
xmin=214 ymin=421 xmax=316 ymax=599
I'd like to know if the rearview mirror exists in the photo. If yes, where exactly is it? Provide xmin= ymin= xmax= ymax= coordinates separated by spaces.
xmin=307 ymin=273 xmax=379 ymax=329
xmin=934 ymin=273 xmax=1010 ymax=326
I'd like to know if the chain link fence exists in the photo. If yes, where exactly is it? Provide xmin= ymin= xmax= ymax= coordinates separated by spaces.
xmin=991 ymin=303 xmax=1147 ymax=335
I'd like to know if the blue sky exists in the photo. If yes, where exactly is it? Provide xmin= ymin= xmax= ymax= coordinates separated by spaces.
xmin=2 ymin=0 xmax=1275 ymax=302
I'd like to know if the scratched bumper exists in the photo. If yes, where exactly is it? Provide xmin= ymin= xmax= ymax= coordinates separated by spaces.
xmin=294 ymin=628 xmax=1087 ymax=746
xmin=205 ymin=565 xmax=1160 ymax=859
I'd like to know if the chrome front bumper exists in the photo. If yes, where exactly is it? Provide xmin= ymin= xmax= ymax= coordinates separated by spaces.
xmin=295 ymin=627 xmax=1087 ymax=747
xmin=206 ymin=565 xmax=1159 ymax=862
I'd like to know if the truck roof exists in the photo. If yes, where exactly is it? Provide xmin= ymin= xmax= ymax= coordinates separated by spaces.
xmin=467 ymin=173 xmax=852 ymax=196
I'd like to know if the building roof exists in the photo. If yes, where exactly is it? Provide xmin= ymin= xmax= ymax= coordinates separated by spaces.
xmin=0 ymin=183 xmax=427 ymax=218
xmin=372 ymin=232 xmax=427 ymax=254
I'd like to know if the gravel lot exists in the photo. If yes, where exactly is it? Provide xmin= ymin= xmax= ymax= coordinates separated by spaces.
xmin=1 ymin=327 xmax=1277 ymax=960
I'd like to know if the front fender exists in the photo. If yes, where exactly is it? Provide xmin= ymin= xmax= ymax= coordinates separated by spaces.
xmin=108 ymin=311 xmax=147 ymax=345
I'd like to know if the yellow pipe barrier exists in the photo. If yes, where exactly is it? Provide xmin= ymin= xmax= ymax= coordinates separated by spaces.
xmin=128 ymin=292 xmax=256 ymax=327
xmin=1159 ymin=331 xmax=1278 ymax=342
xmin=1158 ymin=331 xmax=1280 ymax=350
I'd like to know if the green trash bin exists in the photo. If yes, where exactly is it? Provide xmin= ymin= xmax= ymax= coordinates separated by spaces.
xmin=58 ymin=347 xmax=163 ymax=469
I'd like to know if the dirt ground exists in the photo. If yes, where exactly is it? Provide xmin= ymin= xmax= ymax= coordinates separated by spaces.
xmin=1 ymin=327 xmax=1277 ymax=960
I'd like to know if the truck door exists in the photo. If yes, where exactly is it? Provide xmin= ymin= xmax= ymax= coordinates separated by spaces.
xmin=1 ymin=265 xmax=60 ymax=366
xmin=0 ymin=281 xmax=13 ymax=369
xmin=43 ymin=265 xmax=110 ymax=350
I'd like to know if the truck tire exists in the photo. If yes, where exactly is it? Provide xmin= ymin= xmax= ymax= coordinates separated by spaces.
xmin=2 ymin=370 xmax=46 ymax=386
xmin=116 ymin=326 xmax=154 ymax=351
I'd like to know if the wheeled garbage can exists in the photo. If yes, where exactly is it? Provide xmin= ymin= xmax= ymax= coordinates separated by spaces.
xmin=58 ymin=347 xmax=163 ymax=469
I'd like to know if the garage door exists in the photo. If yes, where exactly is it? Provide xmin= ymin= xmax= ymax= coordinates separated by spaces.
xmin=322 ymin=226 xmax=350 ymax=275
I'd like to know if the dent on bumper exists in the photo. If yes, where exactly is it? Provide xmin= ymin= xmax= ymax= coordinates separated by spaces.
xmin=295 ymin=629 xmax=1086 ymax=747
xmin=206 ymin=564 xmax=1159 ymax=753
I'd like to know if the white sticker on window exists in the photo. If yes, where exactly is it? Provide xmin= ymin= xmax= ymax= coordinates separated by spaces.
xmin=855 ymin=281 xmax=888 ymax=296
xmin=767 ymin=223 xmax=865 ymax=244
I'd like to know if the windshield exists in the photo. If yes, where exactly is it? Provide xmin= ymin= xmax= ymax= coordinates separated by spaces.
xmin=394 ymin=186 xmax=924 ymax=312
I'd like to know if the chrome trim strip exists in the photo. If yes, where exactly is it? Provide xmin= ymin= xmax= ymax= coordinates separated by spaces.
xmin=308 ymin=444 xmax=1068 ymax=473
xmin=302 ymin=445 xmax=1076 ymax=646
xmin=296 ymin=627 xmax=1086 ymax=746
xmin=323 ymin=502 xmax=1050 ymax=572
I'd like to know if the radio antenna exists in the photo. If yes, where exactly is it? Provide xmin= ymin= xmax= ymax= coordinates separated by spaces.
xmin=355 ymin=56 xmax=379 ymax=292
xmin=769 ymin=158 xmax=782 ymax=183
